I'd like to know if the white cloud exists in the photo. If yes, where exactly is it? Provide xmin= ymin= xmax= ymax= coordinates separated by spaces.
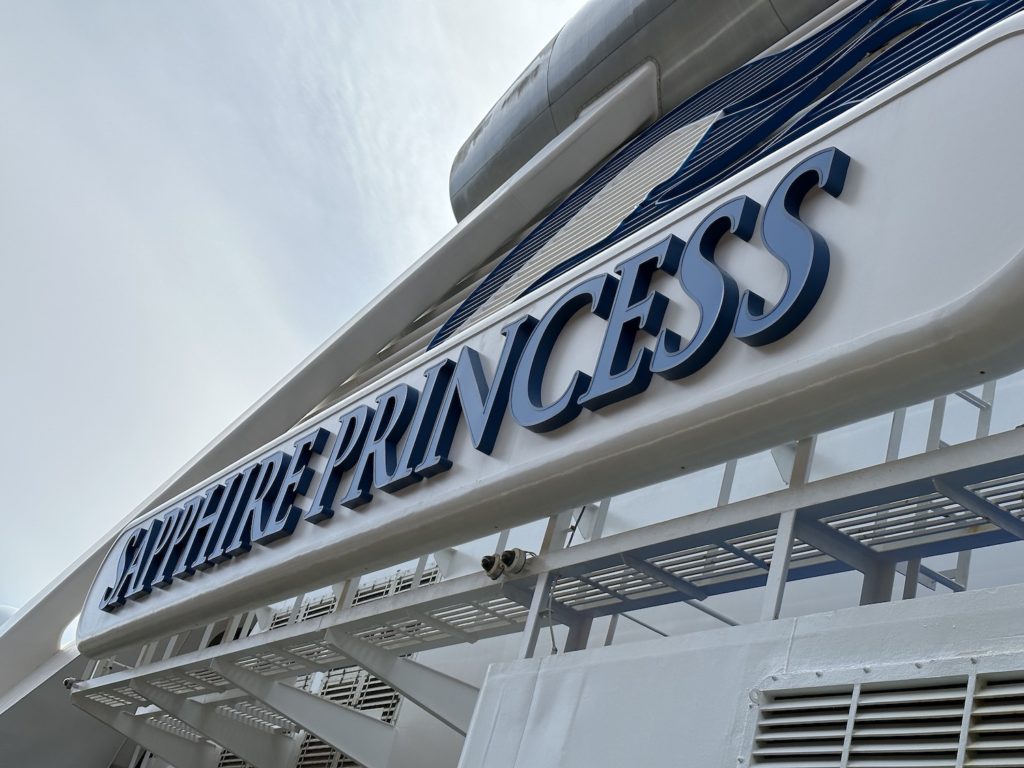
xmin=0 ymin=0 xmax=586 ymax=608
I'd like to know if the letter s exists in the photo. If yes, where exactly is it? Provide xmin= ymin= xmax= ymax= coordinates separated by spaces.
xmin=650 ymin=196 xmax=759 ymax=380
xmin=733 ymin=147 xmax=850 ymax=347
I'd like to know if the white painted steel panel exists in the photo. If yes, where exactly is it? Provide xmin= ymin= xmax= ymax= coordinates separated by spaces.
xmin=458 ymin=583 xmax=1024 ymax=768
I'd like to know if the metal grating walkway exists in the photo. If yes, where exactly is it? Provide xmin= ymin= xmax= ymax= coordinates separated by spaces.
xmin=74 ymin=425 xmax=1024 ymax=734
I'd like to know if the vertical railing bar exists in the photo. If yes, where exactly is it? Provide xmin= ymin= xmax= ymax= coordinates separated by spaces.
xmin=495 ymin=529 xmax=511 ymax=555
xmin=955 ymin=673 xmax=978 ymax=768
xmin=603 ymin=614 xmax=619 ymax=647
xmin=902 ymin=398 xmax=948 ymax=599
xmin=411 ymin=555 xmax=428 ymax=590
xmin=901 ymin=559 xmax=921 ymax=600
xmin=517 ymin=571 xmax=556 ymax=660
xmin=927 ymin=397 xmax=947 ymax=452
xmin=759 ymin=436 xmax=815 ymax=622
xmin=224 ymin=613 xmax=243 ymax=644
xmin=288 ymin=593 xmax=307 ymax=625
xmin=761 ymin=510 xmax=797 ymax=622
xmin=198 ymin=622 xmax=216 ymax=650
xmin=887 ymin=408 xmax=907 ymax=462
xmin=840 ymin=683 xmax=861 ymax=768
xmin=718 ymin=460 xmax=738 ymax=507
xmin=976 ymin=381 xmax=997 ymax=439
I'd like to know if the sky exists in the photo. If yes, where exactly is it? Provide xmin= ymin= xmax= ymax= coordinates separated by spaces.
xmin=0 ymin=0 xmax=587 ymax=610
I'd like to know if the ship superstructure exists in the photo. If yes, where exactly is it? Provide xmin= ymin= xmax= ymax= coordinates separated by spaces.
xmin=5 ymin=2 xmax=1024 ymax=767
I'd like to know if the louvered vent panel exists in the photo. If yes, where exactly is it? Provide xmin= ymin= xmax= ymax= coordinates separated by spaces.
xmin=301 ymin=595 xmax=338 ymax=621
xmin=268 ymin=567 xmax=442 ymax=629
xmin=848 ymin=681 xmax=966 ymax=768
xmin=966 ymin=676 xmax=1024 ymax=767
xmin=293 ymin=667 xmax=404 ymax=768
xmin=216 ymin=751 xmax=251 ymax=768
xmin=296 ymin=734 xmax=343 ymax=768
xmin=269 ymin=609 xmax=291 ymax=629
xmin=752 ymin=687 xmax=852 ymax=766
xmin=320 ymin=667 xmax=402 ymax=722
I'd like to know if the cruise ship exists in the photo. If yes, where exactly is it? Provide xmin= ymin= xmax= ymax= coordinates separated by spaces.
xmin=4 ymin=1 xmax=1024 ymax=766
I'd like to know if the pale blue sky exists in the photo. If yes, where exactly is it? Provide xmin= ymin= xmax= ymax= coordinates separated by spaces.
xmin=0 ymin=0 xmax=586 ymax=609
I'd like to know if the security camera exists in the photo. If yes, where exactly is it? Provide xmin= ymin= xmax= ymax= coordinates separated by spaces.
xmin=481 ymin=553 xmax=505 ymax=580
xmin=62 ymin=677 xmax=78 ymax=691
xmin=500 ymin=548 xmax=529 ymax=575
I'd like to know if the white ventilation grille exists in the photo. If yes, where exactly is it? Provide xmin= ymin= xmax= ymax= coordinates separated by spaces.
xmin=215 ymin=668 xmax=403 ymax=768
xmin=146 ymin=713 xmax=206 ymax=743
xmin=849 ymin=681 xmax=966 ymax=767
xmin=267 ymin=567 xmax=441 ymax=629
xmin=319 ymin=667 xmax=402 ymax=721
xmin=215 ymin=699 xmax=293 ymax=734
xmin=290 ymin=669 xmax=402 ymax=768
xmin=216 ymin=750 xmax=251 ymax=768
xmin=966 ymin=676 xmax=1024 ymax=767
xmin=296 ymin=734 xmax=354 ymax=768
xmin=752 ymin=678 xmax=971 ymax=768
xmin=212 ymin=570 xmax=450 ymax=768
xmin=753 ymin=687 xmax=853 ymax=766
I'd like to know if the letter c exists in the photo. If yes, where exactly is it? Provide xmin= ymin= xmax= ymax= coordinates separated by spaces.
xmin=510 ymin=274 xmax=617 ymax=432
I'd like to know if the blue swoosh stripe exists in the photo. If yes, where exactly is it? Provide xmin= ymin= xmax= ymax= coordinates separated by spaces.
xmin=431 ymin=0 xmax=1021 ymax=349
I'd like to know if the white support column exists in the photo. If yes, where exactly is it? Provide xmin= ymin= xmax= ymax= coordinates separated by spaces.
xmin=198 ymin=621 xmax=217 ymax=649
xmin=577 ymin=498 xmax=611 ymax=542
xmin=136 ymin=642 xmax=157 ymax=668
xmin=325 ymin=629 xmax=480 ymax=735
xmin=886 ymin=408 xmax=907 ymax=462
xmin=224 ymin=612 xmax=244 ymax=642
xmin=131 ymin=679 xmax=299 ymax=768
xmin=331 ymin=579 xmax=357 ymax=614
xmin=563 ymin=616 xmax=595 ymax=652
xmin=976 ymin=381 xmax=997 ymax=438
xmin=495 ymin=528 xmax=511 ymax=555
xmin=718 ymin=460 xmax=738 ymax=506
xmin=510 ymin=510 xmax=586 ymax=658
xmin=560 ymin=501 xmax=611 ymax=651
xmin=888 ymin=406 xmax=919 ymax=600
xmin=954 ymin=550 xmax=972 ymax=589
xmin=770 ymin=441 xmax=800 ymax=484
xmin=540 ymin=509 xmax=574 ymax=554
xmin=126 ymin=744 xmax=145 ymax=768
xmin=901 ymin=558 xmax=921 ymax=600
xmin=859 ymin=560 xmax=896 ymax=605
xmin=760 ymin=436 xmax=816 ymax=621
xmin=926 ymin=396 xmax=947 ymax=451
xmin=210 ymin=659 xmax=395 ymax=768
xmin=603 ymin=614 xmax=620 ymax=647
xmin=513 ymin=571 xmax=558 ymax=659
xmin=412 ymin=554 xmax=429 ymax=589
xmin=901 ymin=398 xmax=947 ymax=596
xmin=839 ymin=683 xmax=861 ymax=768
xmin=161 ymin=634 xmax=183 ymax=662
xmin=761 ymin=509 xmax=797 ymax=621
xmin=955 ymin=673 xmax=978 ymax=767
xmin=75 ymin=696 xmax=220 ymax=768
xmin=288 ymin=593 xmax=307 ymax=624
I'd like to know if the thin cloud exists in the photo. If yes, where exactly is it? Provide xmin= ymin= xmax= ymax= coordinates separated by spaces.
xmin=0 ymin=0 xmax=585 ymax=608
